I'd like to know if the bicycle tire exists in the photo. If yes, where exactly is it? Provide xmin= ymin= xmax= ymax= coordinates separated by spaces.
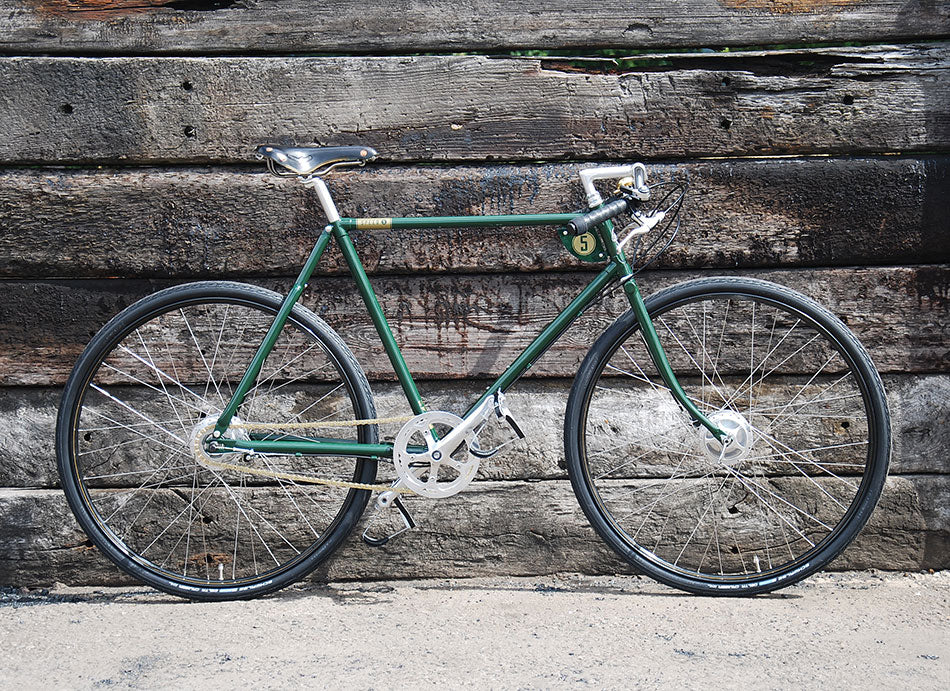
xmin=56 ymin=281 xmax=378 ymax=600
xmin=565 ymin=277 xmax=890 ymax=595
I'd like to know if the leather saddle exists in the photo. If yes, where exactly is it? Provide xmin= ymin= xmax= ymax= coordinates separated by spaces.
xmin=257 ymin=144 xmax=378 ymax=176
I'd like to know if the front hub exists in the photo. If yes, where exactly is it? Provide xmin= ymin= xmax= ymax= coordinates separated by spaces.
xmin=700 ymin=410 xmax=754 ymax=465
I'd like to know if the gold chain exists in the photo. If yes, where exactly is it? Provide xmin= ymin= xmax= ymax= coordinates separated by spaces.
xmin=193 ymin=415 xmax=416 ymax=494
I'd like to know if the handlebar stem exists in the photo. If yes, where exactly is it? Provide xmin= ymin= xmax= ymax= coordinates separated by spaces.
xmin=579 ymin=163 xmax=648 ymax=208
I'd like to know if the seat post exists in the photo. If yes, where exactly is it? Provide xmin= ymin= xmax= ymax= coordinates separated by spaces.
xmin=300 ymin=176 xmax=341 ymax=223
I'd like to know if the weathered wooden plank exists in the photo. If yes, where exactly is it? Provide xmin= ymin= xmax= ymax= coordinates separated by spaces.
xmin=2 ymin=156 xmax=947 ymax=279
xmin=1 ymin=45 xmax=947 ymax=164
xmin=0 ymin=474 xmax=944 ymax=586
xmin=2 ymin=375 xmax=944 ymax=489
xmin=0 ymin=1 xmax=947 ymax=54
xmin=0 ymin=266 xmax=945 ymax=386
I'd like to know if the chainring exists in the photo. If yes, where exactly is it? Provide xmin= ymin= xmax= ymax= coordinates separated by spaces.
xmin=393 ymin=411 xmax=479 ymax=498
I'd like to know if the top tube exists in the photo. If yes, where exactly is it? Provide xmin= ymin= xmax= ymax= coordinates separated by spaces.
xmin=338 ymin=213 xmax=581 ymax=231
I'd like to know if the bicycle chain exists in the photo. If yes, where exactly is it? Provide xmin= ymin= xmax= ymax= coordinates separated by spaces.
xmin=193 ymin=415 xmax=416 ymax=494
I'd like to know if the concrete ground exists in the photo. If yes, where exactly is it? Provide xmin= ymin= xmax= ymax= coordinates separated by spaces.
xmin=1 ymin=571 xmax=947 ymax=689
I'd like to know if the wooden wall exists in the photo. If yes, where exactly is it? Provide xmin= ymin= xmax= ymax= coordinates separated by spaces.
xmin=0 ymin=1 xmax=948 ymax=585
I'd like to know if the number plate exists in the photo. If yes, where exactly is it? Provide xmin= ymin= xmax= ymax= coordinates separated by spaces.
xmin=559 ymin=228 xmax=606 ymax=263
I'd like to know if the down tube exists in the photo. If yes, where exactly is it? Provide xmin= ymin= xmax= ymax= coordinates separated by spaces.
xmin=465 ymin=263 xmax=621 ymax=416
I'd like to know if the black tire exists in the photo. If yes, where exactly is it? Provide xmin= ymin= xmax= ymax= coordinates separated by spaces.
xmin=565 ymin=277 xmax=890 ymax=595
xmin=56 ymin=281 xmax=378 ymax=600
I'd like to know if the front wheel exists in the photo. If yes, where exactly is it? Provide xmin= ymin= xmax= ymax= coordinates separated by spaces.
xmin=56 ymin=281 xmax=378 ymax=600
xmin=565 ymin=277 xmax=890 ymax=595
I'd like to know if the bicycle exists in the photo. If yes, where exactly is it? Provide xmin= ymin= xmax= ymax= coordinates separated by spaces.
xmin=56 ymin=144 xmax=891 ymax=600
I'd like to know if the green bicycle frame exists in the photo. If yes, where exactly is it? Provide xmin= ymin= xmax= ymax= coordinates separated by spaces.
xmin=213 ymin=210 xmax=724 ymax=458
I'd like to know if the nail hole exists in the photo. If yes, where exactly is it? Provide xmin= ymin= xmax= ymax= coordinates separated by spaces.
xmin=181 ymin=80 xmax=193 ymax=91
xmin=719 ymin=118 xmax=732 ymax=130
xmin=721 ymin=76 xmax=731 ymax=87
xmin=83 ymin=432 xmax=92 ymax=442
xmin=842 ymin=94 xmax=854 ymax=106
xmin=183 ymin=126 xmax=197 ymax=138
xmin=728 ymin=505 xmax=739 ymax=514
xmin=202 ymin=515 xmax=213 ymax=524
xmin=841 ymin=420 xmax=851 ymax=429
xmin=60 ymin=104 xmax=74 ymax=115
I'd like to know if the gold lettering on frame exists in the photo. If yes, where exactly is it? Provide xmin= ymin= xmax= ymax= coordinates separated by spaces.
xmin=356 ymin=218 xmax=393 ymax=230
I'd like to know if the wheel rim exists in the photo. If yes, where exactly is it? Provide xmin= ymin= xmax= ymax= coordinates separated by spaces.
xmin=581 ymin=289 xmax=881 ymax=584
xmin=68 ymin=295 xmax=368 ymax=589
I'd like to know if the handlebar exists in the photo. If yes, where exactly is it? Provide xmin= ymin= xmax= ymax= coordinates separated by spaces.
xmin=566 ymin=197 xmax=629 ymax=235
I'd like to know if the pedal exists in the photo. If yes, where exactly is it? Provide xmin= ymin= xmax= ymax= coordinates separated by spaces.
xmin=361 ymin=492 xmax=416 ymax=547
xmin=493 ymin=391 xmax=526 ymax=440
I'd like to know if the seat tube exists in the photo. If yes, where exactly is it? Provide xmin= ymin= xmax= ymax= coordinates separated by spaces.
xmin=332 ymin=221 xmax=427 ymax=415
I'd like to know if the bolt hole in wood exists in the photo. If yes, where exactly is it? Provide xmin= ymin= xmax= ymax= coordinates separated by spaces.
xmin=183 ymin=125 xmax=197 ymax=138
xmin=843 ymin=94 xmax=855 ymax=105
xmin=180 ymin=80 xmax=193 ymax=91
xmin=721 ymin=76 xmax=731 ymax=87
xmin=60 ymin=104 xmax=74 ymax=115
xmin=720 ymin=118 xmax=732 ymax=130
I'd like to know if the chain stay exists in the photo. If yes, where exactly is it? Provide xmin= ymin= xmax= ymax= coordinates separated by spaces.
xmin=194 ymin=414 xmax=415 ymax=494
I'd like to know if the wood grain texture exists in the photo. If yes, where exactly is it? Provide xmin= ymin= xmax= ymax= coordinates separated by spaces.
xmin=0 ymin=474 xmax=944 ymax=587
xmin=0 ymin=266 xmax=946 ymax=386
xmin=1 ymin=45 xmax=947 ymax=164
xmin=0 ymin=1 xmax=947 ymax=54
xmin=2 ymin=156 xmax=947 ymax=279
xmin=2 ymin=375 xmax=943 ymax=489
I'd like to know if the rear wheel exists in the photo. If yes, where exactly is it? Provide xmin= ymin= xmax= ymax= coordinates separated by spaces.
xmin=57 ymin=281 xmax=378 ymax=600
xmin=565 ymin=277 xmax=890 ymax=594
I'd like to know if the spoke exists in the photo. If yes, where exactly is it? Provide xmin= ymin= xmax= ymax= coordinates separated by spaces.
xmin=673 ymin=478 xmax=727 ymax=569
xmin=201 ymin=465 xmax=301 ymax=561
xmin=658 ymin=316 xmax=733 ymax=409
xmin=754 ymin=435 xmax=850 ymax=510
xmin=620 ymin=345 xmax=664 ymax=395
xmin=88 ymin=394 xmax=188 ymax=446
xmin=204 ymin=304 xmax=231 ymax=402
xmin=750 ymin=425 xmax=864 ymax=490
xmin=679 ymin=309 xmax=731 ymax=401
xmin=135 ymin=330 xmax=191 ymax=435
xmin=762 ymin=372 xmax=852 ymax=435
xmin=78 ymin=432 xmax=180 ymax=459
xmin=747 ymin=391 xmax=862 ymax=415
xmin=139 ymin=482 xmax=215 ymax=557
xmin=602 ymin=364 xmax=713 ymax=413
xmin=259 ymin=457 xmax=322 ymax=535
xmin=723 ymin=465 xmax=829 ymax=537
xmin=760 ymin=355 xmax=839 ymax=435
xmin=80 ymin=418 xmax=184 ymax=433
xmin=244 ymin=341 xmax=323 ymax=402
xmin=718 ymin=317 xmax=804 ymax=412
xmin=84 ymin=464 xmax=196 ymax=481
xmin=117 ymin=345 xmax=216 ymax=414
xmin=99 ymin=471 xmax=200 ymax=521
xmin=179 ymin=307 xmax=227 ymax=407
xmin=722 ymin=330 xmax=821 ymax=412
xmin=102 ymin=362 xmax=212 ymax=419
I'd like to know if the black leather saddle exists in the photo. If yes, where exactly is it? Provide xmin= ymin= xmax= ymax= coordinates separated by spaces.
xmin=257 ymin=144 xmax=378 ymax=176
